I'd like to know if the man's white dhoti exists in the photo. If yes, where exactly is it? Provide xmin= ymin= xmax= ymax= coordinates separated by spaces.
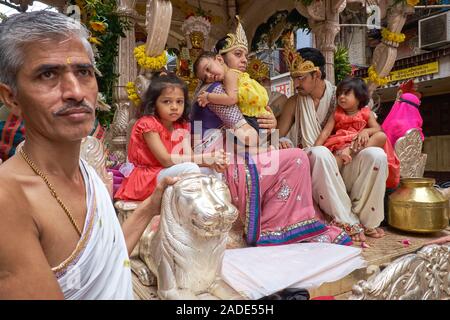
xmin=54 ymin=160 xmax=133 ymax=300
xmin=305 ymin=146 xmax=387 ymax=228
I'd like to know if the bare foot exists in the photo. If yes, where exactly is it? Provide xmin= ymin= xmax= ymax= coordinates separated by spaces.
xmin=364 ymin=227 xmax=385 ymax=238
xmin=351 ymin=231 xmax=366 ymax=242
xmin=425 ymin=235 xmax=450 ymax=245
xmin=340 ymin=153 xmax=352 ymax=165
xmin=336 ymin=147 xmax=353 ymax=165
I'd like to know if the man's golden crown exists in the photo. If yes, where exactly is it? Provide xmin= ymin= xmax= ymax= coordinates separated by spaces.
xmin=283 ymin=39 xmax=319 ymax=77
xmin=219 ymin=16 xmax=248 ymax=54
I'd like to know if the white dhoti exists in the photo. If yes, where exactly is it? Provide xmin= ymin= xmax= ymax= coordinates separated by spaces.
xmin=54 ymin=160 xmax=133 ymax=300
xmin=305 ymin=146 xmax=388 ymax=229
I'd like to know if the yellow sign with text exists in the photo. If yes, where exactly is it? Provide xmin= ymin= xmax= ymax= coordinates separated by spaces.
xmin=363 ymin=61 xmax=439 ymax=84
xmin=387 ymin=61 xmax=439 ymax=82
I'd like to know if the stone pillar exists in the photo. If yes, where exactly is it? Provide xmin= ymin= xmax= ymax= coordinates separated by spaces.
xmin=368 ymin=1 xmax=414 ymax=95
xmin=296 ymin=0 xmax=347 ymax=85
xmin=310 ymin=19 xmax=341 ymax=84
xmin=110 ymin=0 xmax=138 ymax=163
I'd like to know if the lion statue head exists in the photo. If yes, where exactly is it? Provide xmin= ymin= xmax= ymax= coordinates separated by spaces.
xmin=171 ymin=173 xmax=238 ymax=238
xmin=139 ymin=173 xmax=241 ymax=300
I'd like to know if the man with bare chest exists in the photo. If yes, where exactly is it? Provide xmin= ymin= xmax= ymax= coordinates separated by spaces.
xmin=0 ymin=11 xmax=174 ymax=299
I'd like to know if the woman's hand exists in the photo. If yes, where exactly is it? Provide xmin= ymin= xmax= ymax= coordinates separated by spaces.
xmin=197 ymin=91 xmax=209 ymax=107
xmin=257 ymin=106 xmax=277 ymax=130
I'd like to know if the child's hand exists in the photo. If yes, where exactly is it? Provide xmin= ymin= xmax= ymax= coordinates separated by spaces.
xmin=279 ymin=137 xmax=293 ymax=149
xmin=203 ymin=149 xmax=230 ymax=168
xmin=353 ymin=129 xmax=370 ymax=150
xmin=212 ymin=149 xmax=230 ymax=166
xmin=197 ymin=91 xmax=209 ymax=107
xmin=211 ymin=163 xmax=228 ymax=173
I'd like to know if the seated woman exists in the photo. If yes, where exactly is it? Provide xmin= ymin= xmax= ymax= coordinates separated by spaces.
xmin=190 ymin=20 xmax=351 ymax=247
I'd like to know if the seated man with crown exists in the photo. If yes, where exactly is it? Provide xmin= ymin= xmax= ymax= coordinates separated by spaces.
xmin=277 ymin=46 xmax=388 ymax=243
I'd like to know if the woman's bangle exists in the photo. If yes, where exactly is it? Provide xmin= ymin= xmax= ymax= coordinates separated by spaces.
xmin=205 ymin=92 xmax=209 ymax=102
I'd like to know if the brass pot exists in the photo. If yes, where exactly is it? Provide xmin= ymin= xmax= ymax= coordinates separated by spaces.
xmin=388 ymin=178 xmax=449 ymax=233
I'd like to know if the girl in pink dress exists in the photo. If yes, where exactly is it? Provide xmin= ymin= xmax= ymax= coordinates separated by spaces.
xmin=115 ymin=74 xmax=227 ymax=201
xmin=314 ymin=77 xmax=387 ymax=169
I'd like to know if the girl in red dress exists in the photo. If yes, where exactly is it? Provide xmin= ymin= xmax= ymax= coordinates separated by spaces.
xmin=314 ymin=77 xmax=387 ymax=169
xmin=115 ymin=74 xmax=227 ymax=201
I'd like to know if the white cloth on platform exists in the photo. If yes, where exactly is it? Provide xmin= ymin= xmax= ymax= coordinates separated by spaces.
xmin=221 ymin=243 xmax=366 ymax=300
xmin=54 ymin=159 xmax=133 ymax=300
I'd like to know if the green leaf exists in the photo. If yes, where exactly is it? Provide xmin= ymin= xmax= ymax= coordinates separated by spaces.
xmin=334 ymin=46 xmax=352 ymax=83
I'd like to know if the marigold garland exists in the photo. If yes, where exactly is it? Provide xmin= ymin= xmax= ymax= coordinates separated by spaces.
xmin=88 ymin=36 xmax=102 ymax=46
xmin=126 ymin=82 xmax=141 ymax=106
xmin=381 ymin=28 xmax=406 ymax=44
xmin=89 ymin=21 xmax=107 ymax=33
xmin=368 ymin=66 xmax=389 ymax=87
xmin=406 ymin=0 xmax=420 ymax=6
xmin=133 ymin=45 xmax=168 ymax=71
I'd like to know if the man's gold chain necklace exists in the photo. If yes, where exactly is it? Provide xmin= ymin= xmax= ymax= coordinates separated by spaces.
xmin=19 ymin=148 xmax=82 ymax=237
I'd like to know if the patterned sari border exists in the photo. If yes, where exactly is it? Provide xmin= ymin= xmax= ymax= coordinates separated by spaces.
xmin=257 ymin=219 xmax=327 ymax=246
xmin=243 ymin=153 xmax=260 ymax=246
xmin=333 ymin=231 xmax=353 ymax=246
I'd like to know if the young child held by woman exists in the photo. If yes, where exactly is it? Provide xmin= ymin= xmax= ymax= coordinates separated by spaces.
xmin=194 ymin=51 xmax=270 ymax=132
xmin=314 ymin=77 xmax=387 ymax=169
xmin=115 ymin=74 xmax=228 ymax=201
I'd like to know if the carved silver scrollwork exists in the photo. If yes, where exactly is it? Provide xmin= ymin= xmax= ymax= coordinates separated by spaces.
xmin=395 ymin=128 xmax=427 ymax=178
xmin=80 ymin=136 xmax=114 ymax=197
xmin=110 ymin=101 xmax=131 ymax=163
xmin=145 ymin=0 xmax=172 ymax=57
xmin=349 ymin=244 xmax=450 ymax=300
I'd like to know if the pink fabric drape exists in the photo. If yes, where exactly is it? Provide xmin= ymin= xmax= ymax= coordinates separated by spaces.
xmin=224 ymin=148 xmax=351 ymax=246
xmin=382 ymin=93 xmax=424 ymax=147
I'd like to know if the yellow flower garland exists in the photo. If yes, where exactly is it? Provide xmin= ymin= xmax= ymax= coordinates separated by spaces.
xmin=381 ymin=28 xmax=406 ymax=44
xmin=133 ymin=45 xmax=168 ymax=71
xmin=406 ymin=0 xmax=419 ymax=6
xmin=90 ymin=21 xmax=107 ymax=33
xmin=88 ymin=37 xmax=102 ymax=46
xmin=126 ymin=82 xmax=141 ymax=106
xmin=368 ymin=66 xmax=389 ymax=86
